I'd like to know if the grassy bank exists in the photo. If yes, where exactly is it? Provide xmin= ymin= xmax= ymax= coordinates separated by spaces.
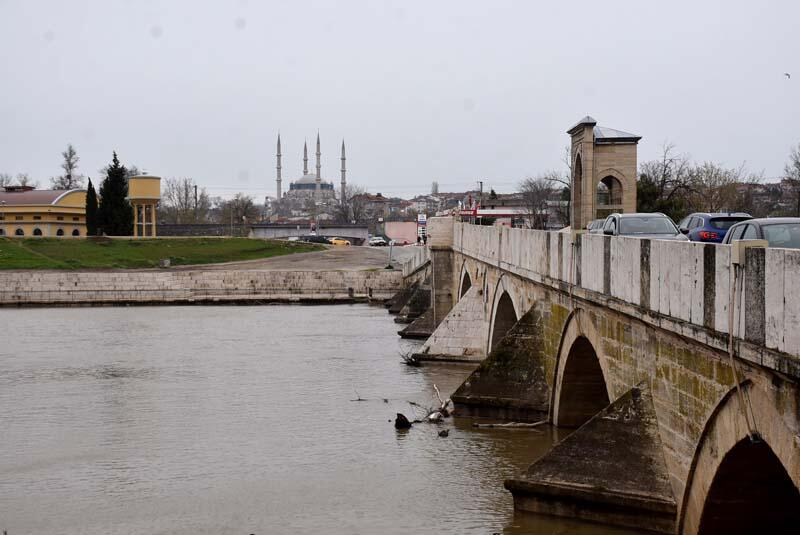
xmin=0 ymin=237 xmax=323 ymax=270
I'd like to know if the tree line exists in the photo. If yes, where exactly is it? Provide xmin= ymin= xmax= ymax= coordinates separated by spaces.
xmin=519 ymin=142 xmax=800 ymax=229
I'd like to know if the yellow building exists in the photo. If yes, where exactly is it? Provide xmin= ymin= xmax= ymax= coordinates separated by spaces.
xmin=127 ymin=175 xmax=161 ymax=237
xmin=0 ymin=186 xmax=86 ymax=237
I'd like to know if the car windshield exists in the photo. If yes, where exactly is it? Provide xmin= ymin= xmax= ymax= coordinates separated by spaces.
xmin=619 ymin=216 xmax=677 ymax=235
xmin=762 ymin=223 xmax=800 ymax=249
xmin=709 ymin=217 xmax=750 ymax=230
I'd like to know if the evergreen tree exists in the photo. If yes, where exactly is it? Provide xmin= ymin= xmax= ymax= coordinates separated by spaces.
xmin=85 ymin=178 xmax=98 ymax=236
xmin=97 ymin=152 xmax=133 ymax=236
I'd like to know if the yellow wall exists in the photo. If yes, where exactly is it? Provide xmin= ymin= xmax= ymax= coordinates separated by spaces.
xmin=0 ymin=191 xmax=87 ymax=238
xmin=128 ymin=176 xmax=161 ymax=200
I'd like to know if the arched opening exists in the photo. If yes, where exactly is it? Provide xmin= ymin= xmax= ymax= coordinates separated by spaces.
xmin=15 ymin=228 xmax=24 ymax=236
xmin=698 ymin=438 xmax=800 ymax=534
xmin=572 ymin=154 xmax=583 ymax=228
xmin=72 ymin=229 xmax=80 ymax=236
xmin=460 ymin=270 xmax=472 ymax=299
xmin=596 ymin=175 xmax=623 ymax=219
xmin=555 ymin=336 xmax=609 ymax=427
xmin=56 ymin=228 xmax=64 ymax=236
xmin=489 ymin=291 xmax=517 ymax=351
xmin=0 ymin=229 xmax=4 ymax=236
xmin=33 ymin=228 xmax=43 ymax=236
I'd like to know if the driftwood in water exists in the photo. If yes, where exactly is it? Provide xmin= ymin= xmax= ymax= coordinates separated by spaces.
xmin=395 ymin=413 xmax=413 ymax=429
xmin=472 ymin=420 xmax=547 ymax=429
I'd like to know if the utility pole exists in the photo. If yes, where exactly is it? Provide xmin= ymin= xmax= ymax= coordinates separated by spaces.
xmin=194 ymin=185 xmax=198 ymax=222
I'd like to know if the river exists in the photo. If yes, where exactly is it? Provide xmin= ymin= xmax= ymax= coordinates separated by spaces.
xmin=0 ymin=305 xmax=636 ymax=534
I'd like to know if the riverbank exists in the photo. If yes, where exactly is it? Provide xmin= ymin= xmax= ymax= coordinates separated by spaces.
xmin=0 ymin=237 xmax=322 ymax=269
xmin=0 ymin=268 xmax=402 ymax=306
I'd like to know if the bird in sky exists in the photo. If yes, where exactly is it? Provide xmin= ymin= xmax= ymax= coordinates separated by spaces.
xmin=784 ymin=72 xmax=791 ymax=79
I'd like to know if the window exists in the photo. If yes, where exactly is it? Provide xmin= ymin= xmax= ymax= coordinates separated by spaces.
xmin=72 ymin=217 xmax=79 ymax=221
xmin=57 ymin=216 xmax=64 ymax=221
xmin=742 ymin=225 xmax=758 ymax=240
xmin=602 ymin=217 xmax=615 ymax=233
xmin=678 ymin=217 xmax=690 ymax=229
xmin=710 ymin=217 xmax=750 ymax=230
xmin=763 ymin=223 xmax=800 ymax=248
xmin=0 ymin=229 xmax=4 ymax=236
xmin=15 ymin=216 xmax=23 ymax=221
xmin=619 ymin=216 xmax=678 ymax=235
xmin=691 ymin=217 xmax=703 ymax=229
xmin=33 ymin=228 xmax=43 ymax=236
xmin=72 ymin=229 xmax=80 ymax=236
xmin=0 ymin=216 xmax=4 ymax=220
xmin=727 ymin=224 xmax=746 ymax=242
xmin=33 ymin=215 xmax=41 ymax=220
xmin=56 ymin=228 xmax=64 ymax=236
xmin=15 ymin=228 xmax=24 ymax=236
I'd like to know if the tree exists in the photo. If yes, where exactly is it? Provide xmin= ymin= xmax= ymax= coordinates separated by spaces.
xmin=784 ymin=143 xmax=800 ymax=216
xmin=519 ymin=175 xmax=553 ymax=229
xmin=97 ymin=152 xmax=134 ymax=236
xmin=51 ymin=144 xmax=85 ymax=189
xmin=637 ymin=143 xmax=692 ymax=220
xmin=162 ymin=177 xmax=211 ymax=223
xmin=85 ymin=178 xmax=98 ymax=236
xmin=15 ymin=173 xmax=39 ymax=188
xmin=686 ymin=162 xmax=741 ymax=213
xmin=214 ymin=193 xmax=260 ymax=230
xmin=0 ymin=173 xmax=12 ymax=187
xmin=333 ymin=184 xmax=368 ymax=224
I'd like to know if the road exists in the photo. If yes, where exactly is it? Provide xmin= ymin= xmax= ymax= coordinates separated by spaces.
xmin=179 ymin=244 xmax=421 ymax=271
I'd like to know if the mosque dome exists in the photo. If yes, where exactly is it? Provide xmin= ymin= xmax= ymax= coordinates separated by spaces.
xmin=294 ymin=173 xmax=319 ymax=185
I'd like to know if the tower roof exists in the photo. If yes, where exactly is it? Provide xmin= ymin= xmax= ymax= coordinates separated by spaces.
xmin=567 ymin=115 xmax=597 ymax=134
xmin=593 ymin=126 xmax=641 ymax=144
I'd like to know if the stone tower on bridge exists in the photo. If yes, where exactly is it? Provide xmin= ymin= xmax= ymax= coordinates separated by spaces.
xmin=568 ymin=116 xmax=641 ymax=230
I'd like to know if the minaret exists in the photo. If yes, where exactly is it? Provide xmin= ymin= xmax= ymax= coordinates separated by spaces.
xmin=276 ymin=134 xmax=282 ymax=199
xmin=315 ymin=133 xmax=322 ymax=201
xmin=340 ymin=139 xmax=346 ymax=203
xmin=303 ymin=140 xmax=308 ymax=175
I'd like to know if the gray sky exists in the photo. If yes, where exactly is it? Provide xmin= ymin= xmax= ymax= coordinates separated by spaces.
xmin=1 ymin=0 xmax=798 ymax=199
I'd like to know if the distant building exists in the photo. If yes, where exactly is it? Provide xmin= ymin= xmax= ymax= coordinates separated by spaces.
xmin=276 ymin=134 xmax=342 ymax=203
xmin=0 ymin=186 xmax=86 ymax=237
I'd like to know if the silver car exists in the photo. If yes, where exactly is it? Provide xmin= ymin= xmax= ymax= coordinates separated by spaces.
xmin=599 ymin=213 xmax=689 ymax=241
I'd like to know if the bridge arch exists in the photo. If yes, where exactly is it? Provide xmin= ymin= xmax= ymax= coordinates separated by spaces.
xmin=486 ymin=275 xmax=520 ymax=353
xmin=551 ymin=309 xmax=610 ymax=428
xmin=680 ymin=381 xmax=800 ymax=534
xmin=458 ymin=261 xmax=473 ymax=300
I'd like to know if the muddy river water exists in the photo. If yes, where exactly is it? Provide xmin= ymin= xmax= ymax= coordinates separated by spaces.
xmin=0 ymin=305 xmax=636 ymax=534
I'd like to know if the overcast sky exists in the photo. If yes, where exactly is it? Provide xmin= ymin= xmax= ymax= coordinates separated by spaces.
xmin=1 ymin=0 xmax=798 ymax=199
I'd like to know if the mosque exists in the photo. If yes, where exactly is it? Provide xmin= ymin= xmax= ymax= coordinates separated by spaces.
xmin=276 ymin=134 xmax=345 ymax=202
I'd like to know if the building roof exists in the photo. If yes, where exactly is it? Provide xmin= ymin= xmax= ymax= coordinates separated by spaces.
xmin=593 ymin=126 xmax=642 ymax=144
xmin=567 ymin=115 xmax=597 ymax=134
xmin=294 ymin=173 xmax=321 ymax=185
xmin=0 ymin=188 xmax=85 ymax=206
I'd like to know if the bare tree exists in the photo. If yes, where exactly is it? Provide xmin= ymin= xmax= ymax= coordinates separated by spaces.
xmin=15 ymin=173 xmax=39 ymax=188
xmin=0 ymin=173 xmax=12 ymax=187
xmin=214 ymin=193 xmax=260 ymax=228
xmin=784 ymin=143 xmax=800 ymax=216
xmin=333 ymin=183 xmax=368 ymax=223
xmin=51 ymin=144 xmax=85 ymax=189
xmin=519 ymin=176 xmax=552 ymax=229
xmin=161 ymin=177 xmax=211 ymax=223
xmin=686 ymin=162 xmax=742 ymax=213
xmin=637 ymin=143 xmax=693 ymax=220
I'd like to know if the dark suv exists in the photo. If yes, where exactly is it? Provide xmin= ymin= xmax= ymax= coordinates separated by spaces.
xmin=677 ymin=213 xmax=752 ymax=243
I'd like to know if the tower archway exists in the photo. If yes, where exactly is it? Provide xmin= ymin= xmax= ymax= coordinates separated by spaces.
xmin=596 ymin=174 xmax=623 ymax=219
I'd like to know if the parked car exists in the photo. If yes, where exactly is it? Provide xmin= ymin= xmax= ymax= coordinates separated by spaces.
xmin=368 ymin=236 xmax=387 ymax=246
xmin=329 ymin=237 xmax=351 ymax=246
xmin=721 ymin=218 xmax=800 ymax=248
xmin=299 ymin=235 xmax=331 ymax=244
xmin=599 ymin=213 xmax=688 ymax=240
xmin=677 ymin=212 xmax=752 ymax=243
xmin=586 ymin=219 xmax=605 ymax=233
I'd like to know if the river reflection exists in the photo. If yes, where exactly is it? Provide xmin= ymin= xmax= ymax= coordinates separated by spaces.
xmin=0 ymin=305 xmax=636 ymax=534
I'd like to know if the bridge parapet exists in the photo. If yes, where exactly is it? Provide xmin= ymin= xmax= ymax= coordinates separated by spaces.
xmin=434 ymin=218 xmax=800 ymax=374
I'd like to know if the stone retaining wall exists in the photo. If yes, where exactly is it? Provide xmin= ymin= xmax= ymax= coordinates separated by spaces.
xmin=0 ymin=269 xmax=402 ymax=306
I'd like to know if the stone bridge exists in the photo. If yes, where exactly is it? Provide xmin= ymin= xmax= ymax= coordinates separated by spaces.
xmin=405 ymin=217 xmax=800 ymax=534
